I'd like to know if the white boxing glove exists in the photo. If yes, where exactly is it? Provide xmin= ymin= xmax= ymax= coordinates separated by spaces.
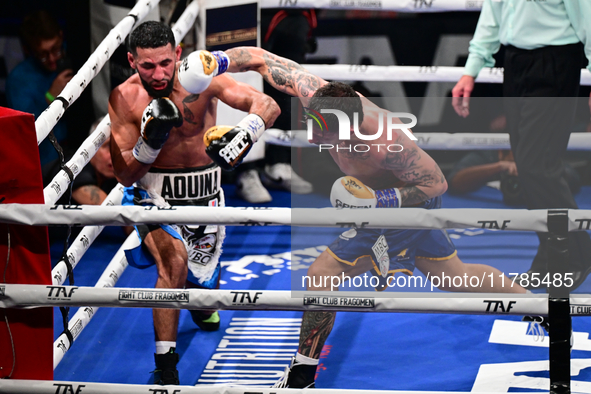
xmin=178 ymin=50 xmax=230 ymax=94
xmin=330 ymin=176 xmax=401 ymax=208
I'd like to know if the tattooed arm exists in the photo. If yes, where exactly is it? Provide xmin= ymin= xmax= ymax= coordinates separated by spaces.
xmin=362 ymin=105 xmax=448 ymax=206
xmin=225 ymin=47 xmax=326 ymax=98
xmin=378 ymin=136 xmax=447 ymax=206
xmin=386 ymin=143 xmax=448 ymax=206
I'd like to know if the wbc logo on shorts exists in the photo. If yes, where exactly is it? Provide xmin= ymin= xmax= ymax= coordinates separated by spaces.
xmin=372 ymin=235 xmax=390 ymax=278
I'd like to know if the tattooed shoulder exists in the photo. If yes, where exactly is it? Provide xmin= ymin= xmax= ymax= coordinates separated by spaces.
xmin=263 ymin=52 xmax=305 ymax=71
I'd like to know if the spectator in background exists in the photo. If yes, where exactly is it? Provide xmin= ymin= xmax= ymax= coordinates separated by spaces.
xmin=6 ymin=10 xmax=73 ymax=166
xmin=447 ymin=149 xmax=581 ymax=206
xmin=448 ymin=150 xmax=518 ymax=195
xmin=233 ymin=9 xmax=315 ymax=203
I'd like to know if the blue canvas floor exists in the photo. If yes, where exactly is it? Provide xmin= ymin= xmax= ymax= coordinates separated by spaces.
xmin=51 ymin=185 xmax=591 ymax=391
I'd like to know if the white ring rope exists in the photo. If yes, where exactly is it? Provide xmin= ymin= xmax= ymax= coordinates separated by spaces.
xmin=302 ymin=64 xmax=591 ymax=86
xmin=0 ymin=380 xmax=463 ymax=394
xmin=53 ymin=234 xmax=138 ymax=369
xmin=0 ymin=205 xmax=564 ymax=232
xmin=0 ymin=284 xmax=554 ymax=315
xmin=413 ymin=132 xmax=591 ymax=151
xmin=259 ymin=0 xmax=483 ymax=12
xmin=35 ymin=0 xmax=160 ymax=145
xmin=51 ymin=185 xmax=125 ymax=286
xmin=264 ymin=130 xmax=591 ymax=151
xmin=169 ymin=0 xmax=200 ymax=45
xmin=44 ymin=116 xmax=113 ymax=205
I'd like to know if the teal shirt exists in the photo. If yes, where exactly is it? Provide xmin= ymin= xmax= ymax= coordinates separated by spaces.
xmin=464 ymin=0 xmax=591 ymax=77
xmin=6 ymin=57 xmax=68 ymax=166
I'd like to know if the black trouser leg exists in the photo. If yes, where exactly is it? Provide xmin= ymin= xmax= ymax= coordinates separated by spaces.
xmin=504 ymin=43 xmax=591 ymax=273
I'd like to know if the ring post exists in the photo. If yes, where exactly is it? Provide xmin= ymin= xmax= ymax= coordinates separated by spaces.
xmin=0 ymin=107 xmax=53 ymax=380
xmin=547 ymin=209 xmax=571 ymax=394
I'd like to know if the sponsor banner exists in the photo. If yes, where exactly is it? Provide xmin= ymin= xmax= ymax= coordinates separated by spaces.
xmin=230 ymin=291 xmax=263 ymax=305
xmin=0 ymin=377 xmax=445 ymax=393
xmin=118 ymin=290 xmax=189 ymax=303
xmin=571 ymin=304 xmax=591 ymax=316
xmin=259 ymin=0 xmax=485 ymax=11
xmin=301 ymin=64 xmax=591 ymax=86
xmin=0 ymin=204 xmax=555 ymax=232
xmin=206 ymin=3 xmax=257 ymax=51
xmin=304 ymin=296 xmax=376 ymax=308
xmin=483 ymin=300 xmax=517 ymax=313
xmin=0 ymin=284 xmax=558 ymax=315
xmin=46 ymin=286 xmax=79 ymax=301
xmin=206 ymin=28 xmax=257 ymax=47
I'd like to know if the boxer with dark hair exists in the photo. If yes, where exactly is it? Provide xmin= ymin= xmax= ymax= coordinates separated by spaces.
xmin=216 ymin=46 xmax=527 ymax=388
xmin=108 ymin=22 xmax=279 ymax=385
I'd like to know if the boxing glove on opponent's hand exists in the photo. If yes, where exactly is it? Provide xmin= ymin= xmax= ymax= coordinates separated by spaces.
xmin=178 ymin=50 xmax=230 ymax=94
xmin=204 ymin=114 xmax=266 ymax=170
xmin=330 ymin=176 xmax=401 ymax=208
xmin=133 ymin=98 xmax=183 ymax=164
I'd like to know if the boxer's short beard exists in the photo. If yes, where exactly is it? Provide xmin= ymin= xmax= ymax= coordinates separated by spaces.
xmin=140 ymin=67 xmax=176 ymax=98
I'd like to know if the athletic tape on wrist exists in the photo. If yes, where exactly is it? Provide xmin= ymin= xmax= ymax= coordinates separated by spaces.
xmin=132 ymin=137 xmax=161 ymax=164
xmin=375 ymin=187 xmax=401 ymax=208
xmin=236 ymin=113 xmax=266 ymax=143
xmin=212 ymin=51 xmax=229 ymax=75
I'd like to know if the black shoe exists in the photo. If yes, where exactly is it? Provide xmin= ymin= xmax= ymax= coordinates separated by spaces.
xmin=154 ymin=350 xmax=180 ymax=385
xmin=190 ymin=310 xmax=220 ymax=331
xmin=272 ymin=357 xmax=317 ymax=388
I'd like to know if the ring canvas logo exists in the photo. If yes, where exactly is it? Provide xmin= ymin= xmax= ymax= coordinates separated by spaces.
xmin=305 ymin=107 xmax=417 ymax=153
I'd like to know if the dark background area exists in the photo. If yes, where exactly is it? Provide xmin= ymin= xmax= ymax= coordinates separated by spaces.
xmin=293 ymin=11 xmax=591 ymax=195
xmin=1 ymin=1 xmax=93 ymax=152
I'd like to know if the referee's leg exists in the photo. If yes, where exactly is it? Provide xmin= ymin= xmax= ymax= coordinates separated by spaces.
xmin=504 ymin=44 xmax=591 ymax=288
